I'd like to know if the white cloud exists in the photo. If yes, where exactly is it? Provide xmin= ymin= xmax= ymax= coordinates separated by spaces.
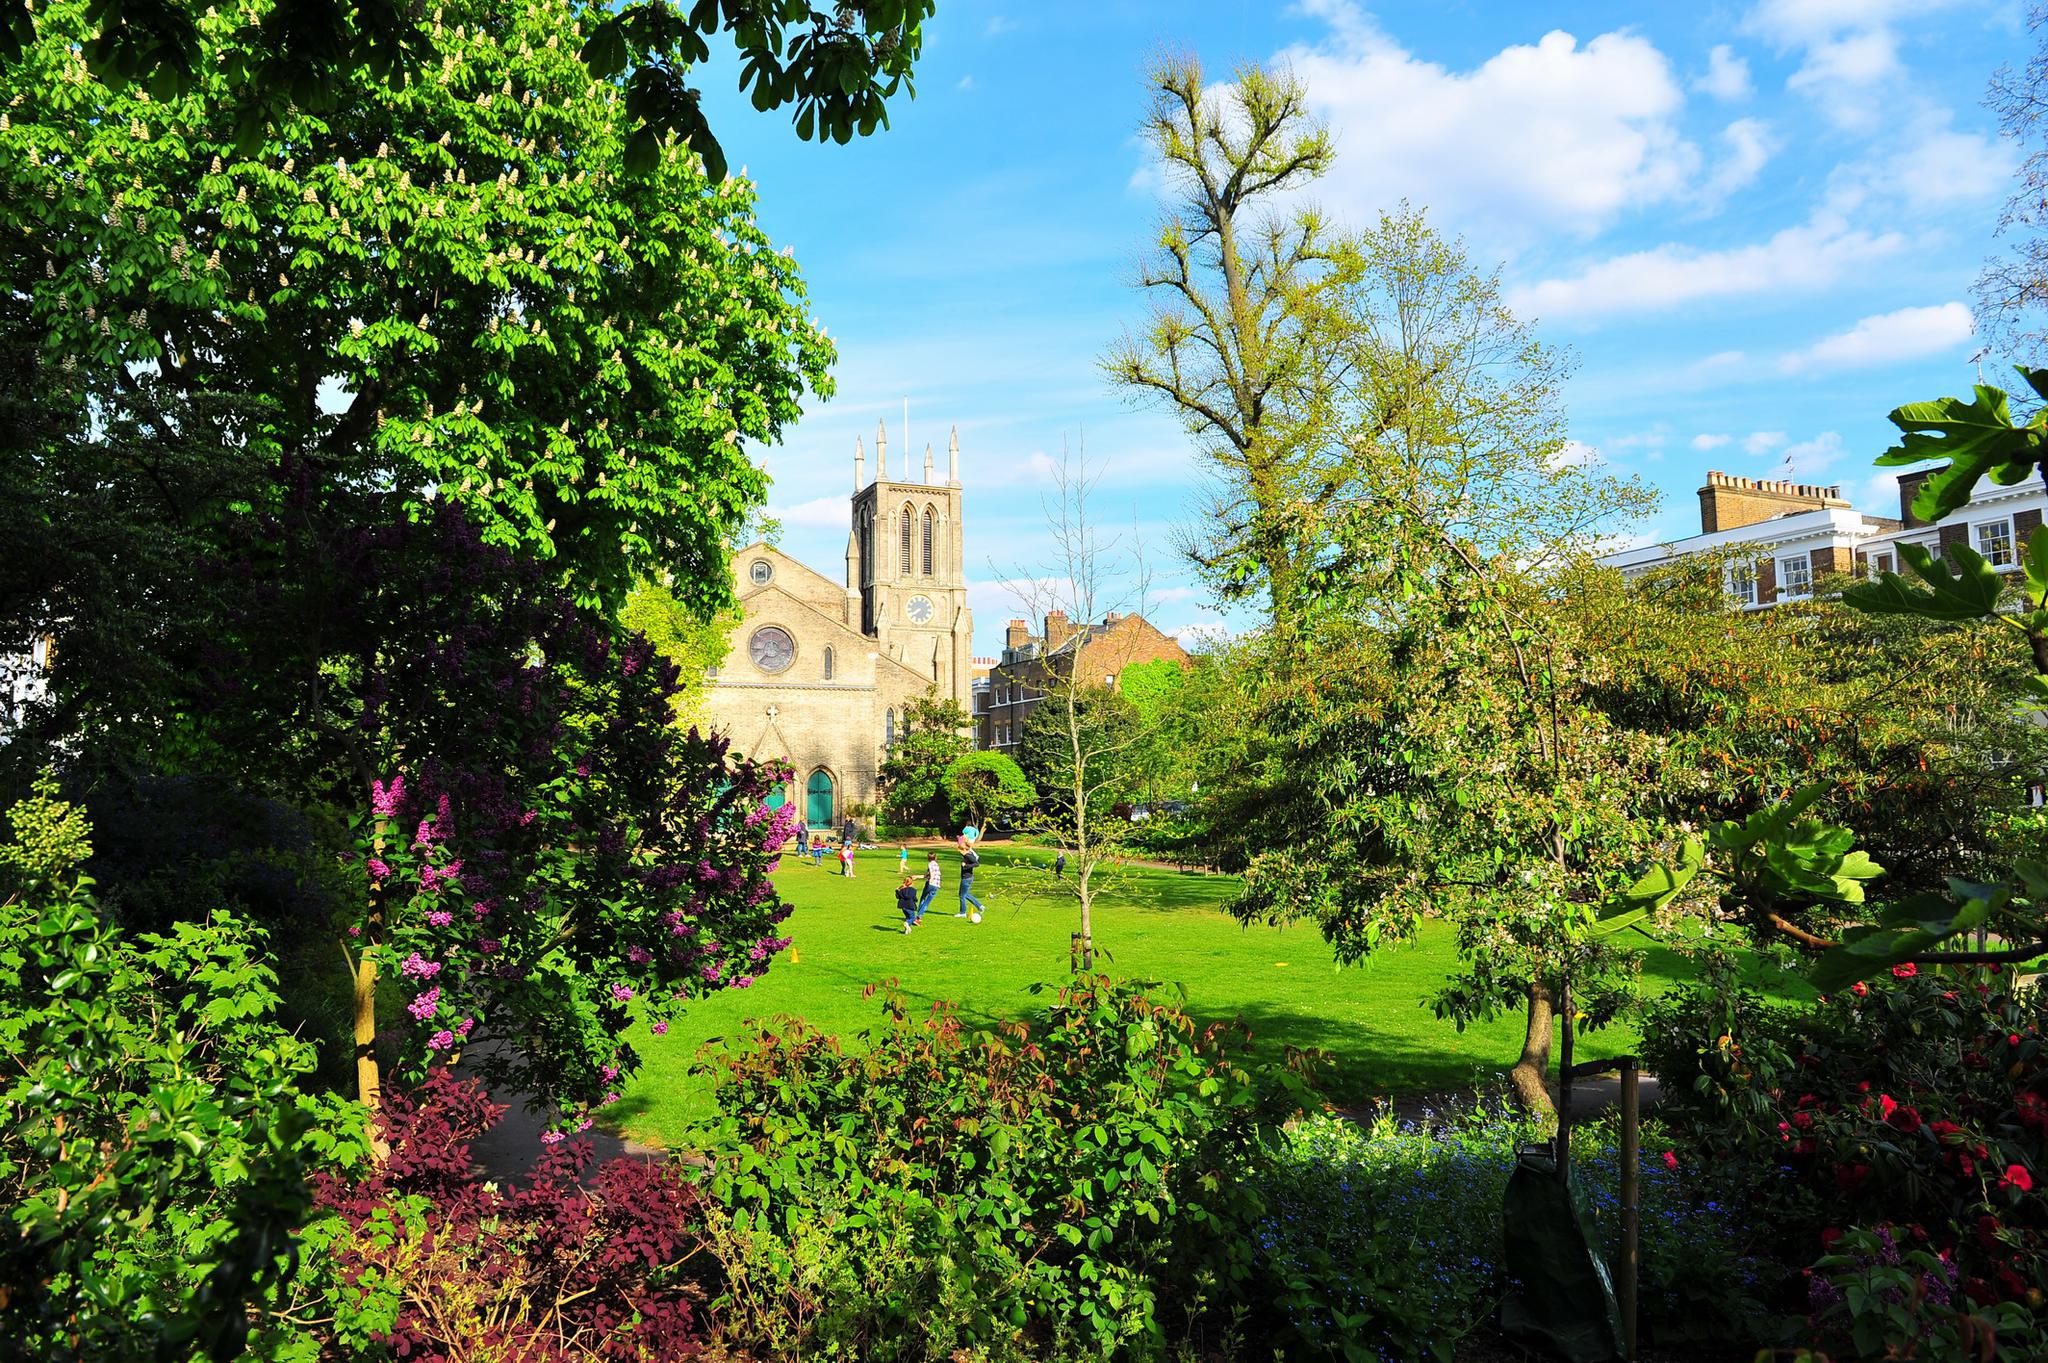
xmin=956 ymin=74 xmax=974 ymax=92
xmin=1278 ymin=1 xmax=1701 ymax=237
xmin=1696 ymin=44 xmax=1753 ymax=101
xmin=766 ymin=495 xmax=856 ymax=530
xmin=1780 ymin=302 xmax=1974 ymax=373
xmin=1863 ymin=112 xmax=2013 ymax=205
xmin=1699 ymin=118 xmax=1776 ymax=204
xmin=1744 ymin=0 xmax=1964 ymax=130
xmin=983 ymin=15 xmax=1016 ymax=37
xmin=1691 ymin=433 xmax=1733 ymax=451
xmin=1777 ymin=431 xmax=1846 ymax=476
xmin=1744 ymin=431 xmax=1788 ymax=454
xmin=1510 ymin=213 xmax=1908 ymax=319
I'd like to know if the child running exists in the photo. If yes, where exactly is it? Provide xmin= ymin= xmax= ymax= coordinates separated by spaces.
xmin=839 ymin=841 xmax=855 ymax=877
xmin=916 ymin=852 xmax=941 ymax=922
xmin=897 ymin=874 xmax=920 ymax=933
xmin=955 ymin=830 xmax=986 ymax=923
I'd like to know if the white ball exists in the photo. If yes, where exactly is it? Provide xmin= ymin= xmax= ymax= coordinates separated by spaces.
xmin=970 ymin=912 xmax=982 ymax=924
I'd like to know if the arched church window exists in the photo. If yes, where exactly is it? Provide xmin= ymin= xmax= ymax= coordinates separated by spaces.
xmin=921 ymin=508 xmax=934 ymax=575
xmin=885 ymin=707 xmax=896 ymax=746
xmin=899 ymin=507 xmax=913 ymax=574
xmin=823 ymin=646 xmax=835 ymax=680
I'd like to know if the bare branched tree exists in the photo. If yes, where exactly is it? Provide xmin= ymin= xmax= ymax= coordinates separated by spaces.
xmin=998 ymin=439 xmax=1165 ymax=969
xmin=1977 ymin=4 xmax=2048 ymax=369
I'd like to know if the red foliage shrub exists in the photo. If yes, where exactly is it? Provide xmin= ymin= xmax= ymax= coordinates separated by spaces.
xmin=310 ymin=1071 xmax=711 ymax=1361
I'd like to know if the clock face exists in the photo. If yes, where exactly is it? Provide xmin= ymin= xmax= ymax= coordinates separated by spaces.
xmin=748 ymin=626 xmax=796 ymax=674
xmin=906 ymin=595 xmax=935 ymax=625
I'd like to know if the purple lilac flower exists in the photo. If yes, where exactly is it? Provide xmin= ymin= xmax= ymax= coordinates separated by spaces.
xmin=367 ymin=858 xmax=392 ymax=880
xmin=479 ymin=939 xmax=500 ymax=954
xmin=456 ymin=1017 xmax=475 ymax=1036
xmin=426 ymin=910 xmax=454 ymax=928
xmin=577 ymin=1116 xmax=594 ymax=1131
xmin=603 ymin=1091 xmax=620 ymax=1105
xmin=400 ymin=951 xmax=442 ymax=981
xmin=540 ymin=1131 xmax=565 ymax=1146
xmin=371 ymin=775 xmax=406 ymax=817
xmin=650 ymin=1020 xmax=669 ymax=1036
xmin=602 ymin=1064 xmax=619 ymax=1081
xmin=734 ymin=975 xmax=755 ymax=989
xmin=610 ymin=983 xmax=634 ymax=1002
xmin=626 ymin=945 xmax=651 ymax=964
xmin=427 ymin=1029 xmax=455 ymax=1050
xmin=407 ymin=987 xmax=441 ymax=1021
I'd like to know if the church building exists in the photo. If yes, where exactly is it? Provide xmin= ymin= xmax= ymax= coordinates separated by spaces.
xmin=700 ymin=421 xmax=975 ymax=829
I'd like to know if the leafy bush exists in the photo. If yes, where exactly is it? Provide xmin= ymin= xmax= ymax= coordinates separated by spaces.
xmin=1652 ymin=961 xmax=2048 ymax=1355
xmin=1251 ymin=1104 xmax=1775 ymax=1362
xmin=282 ymin=1070 xmax=713 ymax=1361
xmin=0 ymin=776 xmax=346 ymax=1361
xmin=692 ymin=974 xmax=1316 ymax=1359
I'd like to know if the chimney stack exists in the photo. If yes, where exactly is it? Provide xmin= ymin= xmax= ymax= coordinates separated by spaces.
xmin=1005 ymin=618 xmax=1031 ymax=649
xmin=1045 ymin=609 xmax=1075 ymax=649
xmin=1697 ymin=470 xmax=1850 ymax=534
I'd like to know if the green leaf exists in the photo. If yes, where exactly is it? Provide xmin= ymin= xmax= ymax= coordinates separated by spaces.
xmin=1874 ymin=382 xmax=2044 ymax=522
xmin=1595 ymin=838 xmax=1703 ymax=935
xmin=1844 ymin=542 xmax=2003 ymax=621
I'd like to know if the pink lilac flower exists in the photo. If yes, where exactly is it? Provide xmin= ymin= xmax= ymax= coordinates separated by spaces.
xmin=610 ymin=983 xmax=634 ymax=1002
xmin=479 ymin=939 xmax=500 ymax=954
xmin=407 ymin=987 xmax=440 ymax=1020
xmin=577 ymin=1117 xmax=594 ymax=1131
xmin=427 ymin=1029 xmax=455 ymax=1050
xmin=734 ymin=975 xmax=755 ymax=988
xmin=650 ymin=1020 xmax=669 ymax=1036
xmin=347 ymin=924 xmax=362 ymax=938
xmin=603 ymin=1091 xmax=620 ymax=1105
xmin=540 ymin=1131 xmax=565 ymax=1146
xmin=367 ymin=858 xmax=392 ymax=880
xmin=371 ymin=775 xmax=405 ymax=817
xmin=425 ymin=910 xmax=454 ymax=928
xmin=626 ymin=946 xmax=651 ymax=964
xmin=602 ymin=1064 xmax=619 ymax=1081
xmin=400 ymin=951 xmax=441 ymax=980
xmin=456 ymin=1017 xmax=475 ymax=1036
xmin=700 ymin=963 xmax=722 ymax=983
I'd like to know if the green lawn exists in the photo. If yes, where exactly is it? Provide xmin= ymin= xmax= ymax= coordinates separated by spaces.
xmin=613 ymin=842 xmax=1792 ymax=1150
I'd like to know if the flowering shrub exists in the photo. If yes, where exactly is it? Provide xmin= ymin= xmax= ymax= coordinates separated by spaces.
xmin=284 ymin=1070 xmax=713 ymax=1362
xmin=692 ymin=974 xmax=1315 ymax=1358
xmin=1651 ymin=962 xmax=2048 ymax=1355
xmin=191 ymin=503 xmax=797 ymax=1122
xmin=1251 ymin=1104 xmax=1775 ymax=1362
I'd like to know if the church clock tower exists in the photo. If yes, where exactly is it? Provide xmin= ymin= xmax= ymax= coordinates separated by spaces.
xmin=848 ymin=420 xmax=973 ymax=710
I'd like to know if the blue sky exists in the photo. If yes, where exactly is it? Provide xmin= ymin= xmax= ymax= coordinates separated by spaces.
xmin=700 ymin=1 xmax=2026 ymax=653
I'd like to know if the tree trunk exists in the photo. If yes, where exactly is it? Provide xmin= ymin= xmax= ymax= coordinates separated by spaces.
xmin=1507 ymin=982 xmax=1556 ymax=1115
xmin=352 ymin=944 xmax=382 ymax=1109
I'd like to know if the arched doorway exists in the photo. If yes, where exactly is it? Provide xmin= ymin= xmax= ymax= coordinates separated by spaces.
xmin=764 ymin=784 xmax=788 ymax=811
xmin=805 ymin=769 xmax=835 ymax=829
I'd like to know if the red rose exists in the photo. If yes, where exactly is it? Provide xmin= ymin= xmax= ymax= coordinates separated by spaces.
xmin=1893 ymin=962 xmax=1918 ymax=979
xmin=1878 ymin=1094 xmax=1899 ymax=1121
xmin=2001 ymin=1163 xmax=2034 ymax=1193
xmin=1661 ymin=1150 xmax=1679 ymax=1172
xmin=1888 ymin=1105 xmax=1922 ymax=1134
xmin=1792 ymin=1110 xmax=1816 ymax=1131
xmin=1851 ymin=981 xmax=1870 ymax=997
xmin=1820 ymin=1226 xmax=1844 ymax=1252
xmin=1931 ymin=1120 xmax=1964 ymax=1144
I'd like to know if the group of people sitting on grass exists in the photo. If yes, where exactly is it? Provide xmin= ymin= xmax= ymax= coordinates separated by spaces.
xmin=896 ymin=827 xmax=987 ymax=932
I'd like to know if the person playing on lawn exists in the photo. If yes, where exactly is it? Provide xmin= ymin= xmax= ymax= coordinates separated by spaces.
xmin=956 ymin=833 xmax=986 ymax=923
xmin=898 ymin=844 xmax=910 ymax=876
xmin=916 ymin=851 xmax=941 ymax=922
xmin=795 ymin=823 xmax=809 ymax=859
xmin=839 ymin=841 xmax=855 ymax=877
xmin=897 ymin=874 xmax=920 ymax=933
xmin=1054 ymin=849 xmax=1066 ymax=878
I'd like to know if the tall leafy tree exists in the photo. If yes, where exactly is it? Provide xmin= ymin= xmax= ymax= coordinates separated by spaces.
xmin=1 ymin=0 xmax=818 ymax=1118
xmin=0 ymin=0 xmax=933 ymax=185
xmin=1101 ymin=53 xmax=1348 ymax=618
xmin=877 ymin=689 xmax=972 ymax=827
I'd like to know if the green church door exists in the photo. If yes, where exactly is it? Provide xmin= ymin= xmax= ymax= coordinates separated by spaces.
xmin=805 ymin=769 xmax=835 ymax=829
xmin=764 ymin=784 xmax=787 ymax=810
